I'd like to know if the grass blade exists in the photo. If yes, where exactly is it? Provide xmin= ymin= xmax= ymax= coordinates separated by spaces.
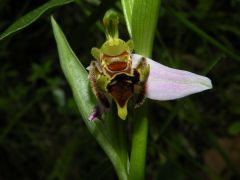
xmin=0 ymin=0 xmax=74 ymax=41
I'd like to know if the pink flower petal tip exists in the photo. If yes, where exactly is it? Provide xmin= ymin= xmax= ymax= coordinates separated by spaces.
xmin=132 ymin=54 xmax=212 ymax=101
xmin=88 ymin=104 xmax=107 ymax=121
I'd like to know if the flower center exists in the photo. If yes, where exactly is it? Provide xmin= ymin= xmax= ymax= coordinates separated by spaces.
xmin=108 ymin=61 xmax=128 ymax=71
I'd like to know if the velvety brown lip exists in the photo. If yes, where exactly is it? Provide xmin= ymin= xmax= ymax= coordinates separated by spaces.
xmin=107 ymin=74 xmax=135 ymax=107
xmin=108 ymin=62 xmax=127 ymax=71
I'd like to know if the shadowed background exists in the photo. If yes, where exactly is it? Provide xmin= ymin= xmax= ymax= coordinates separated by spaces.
xmin=0 ymin=0 xmax=240 ymax=179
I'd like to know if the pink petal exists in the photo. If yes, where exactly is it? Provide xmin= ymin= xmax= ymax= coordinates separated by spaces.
xmin=132 ymin=54 xmax=212 ymax=100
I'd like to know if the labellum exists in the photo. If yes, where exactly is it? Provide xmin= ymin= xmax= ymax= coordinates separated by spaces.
xmin=88 ymin=11 xmax=149 ymax=120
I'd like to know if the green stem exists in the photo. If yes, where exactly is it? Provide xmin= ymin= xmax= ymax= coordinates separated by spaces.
xmin=117 ymin=120 xmax=129 ymax=172
xmin=129 ymin=103 xmax=148 ymax=180
xmin=104 ymin=105 xmax=129 ymax=179
xmin=126 ymin=0 xmax=161 ymax=179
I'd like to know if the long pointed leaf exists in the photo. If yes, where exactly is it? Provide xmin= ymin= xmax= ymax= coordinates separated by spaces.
xmin=0 ymin=0 xmax=74 ymax=41
xmin=51 ymin=16 xmax=128 ymax=180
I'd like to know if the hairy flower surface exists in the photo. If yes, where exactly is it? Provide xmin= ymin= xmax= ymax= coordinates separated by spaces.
xmin=88 ymin=11 xmax=212 ymax=121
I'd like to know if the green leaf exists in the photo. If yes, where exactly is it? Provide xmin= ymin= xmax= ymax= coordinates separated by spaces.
xmin=131 ymin=0 xmax=161 ymax=57
xmin=121 ymin=0 xmax=134 ymax=37
xmin=0 ymin=0 xmax=74 ymax=41
xmin=51 ymin=16 xmax=128 ymax=180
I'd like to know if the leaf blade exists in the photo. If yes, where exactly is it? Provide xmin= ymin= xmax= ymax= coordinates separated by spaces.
xmin=121 ymin=0 xmax=134 ymax=37
xmin=131 ymin=0 xmax=161 ymax=57
xmin=51 ymin=16 xmax=128 ymax=180
xmin=0 ymin=0 xmax=74 ymax=41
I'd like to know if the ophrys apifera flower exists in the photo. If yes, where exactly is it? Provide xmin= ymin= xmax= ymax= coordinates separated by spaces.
xmin=88 ymin=11 xmax=212 ymax=121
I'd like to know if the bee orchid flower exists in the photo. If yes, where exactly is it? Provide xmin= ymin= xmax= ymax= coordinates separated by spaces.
xmin=88 ymin=11 xmax=212 ymax=121
xmin=132 ymin=54 xmax=212 ymax=101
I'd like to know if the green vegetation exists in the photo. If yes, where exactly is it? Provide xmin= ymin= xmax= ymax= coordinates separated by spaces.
xmin=0 ymin=0 xmax=240 ymax=179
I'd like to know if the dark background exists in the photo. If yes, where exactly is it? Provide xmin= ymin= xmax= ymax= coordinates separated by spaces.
xmin=0 ymin=0 xmax=240 ymax=179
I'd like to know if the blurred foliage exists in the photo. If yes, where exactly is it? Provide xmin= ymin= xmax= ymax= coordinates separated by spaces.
xmin=0 ymin=0 xmax=240 ymax=179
